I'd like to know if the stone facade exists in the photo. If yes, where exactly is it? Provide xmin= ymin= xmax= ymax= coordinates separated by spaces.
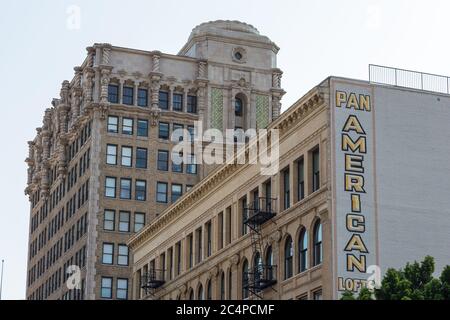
xmin=25 ymin=20 xmax=285 ymax=300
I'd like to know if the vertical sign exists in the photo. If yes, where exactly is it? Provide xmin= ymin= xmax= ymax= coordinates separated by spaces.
xmin=332 ymin=81 xmax=377 ymax=297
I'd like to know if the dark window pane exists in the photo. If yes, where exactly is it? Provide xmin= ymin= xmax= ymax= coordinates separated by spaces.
xmin=173 ymin=93 xmax=183 ymax=111
xmin=123 ymin=86 xmax=134 ymax=105
xmin=159 ymin=91 xmax=169 ymax=110
xmin=235 ymin=98 xmax=243 ymax=117
xmin=136 ymin=148 xmax=148 ymax=169
xmin=108 ymin=85 xmax=119 ymax=103
xmin=158 ymin=122 xmax=169 ymax=140
xmin=157 ymin=150 xmax=169 ymax=171
xmin=187 ymin=95 xmax=197 ymax=113
xmin=137 ymin=119 xmax=148 ymax=137
xmin=138 ymin=89 xmax=148 ymax=107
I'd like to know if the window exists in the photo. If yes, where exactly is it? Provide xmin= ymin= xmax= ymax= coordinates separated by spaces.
xmin=159 ymin=91 xmax=169 ymax=109
xmin=265 ymin=246 xmax=274 ymax=281
xmin=241 ymin=196 xmax=248 ymax=236
xmin=196 ymin=228 xmax=202 ymax=264
xmin=206 ymin=280 xmax=212 ymax=300
xmin=137 ymin=119 xmax=148 ymax=137
xmin=121 ymin=146 xmax=132 ymax=167
xmin=122 ymin=86 xmax=134 ymax=105
xmin=106 ymin=144 xmax=117 ymax=165
xmin=228 ymin=269 xmax=233 ymax=300
xmin=299 ymin=228 xmax=308 ymax=273
xmin=119 ymin=211 xmax=130 ymax=232
xmin=156 ymin=182 xmax=168 ymax=203
xmin=138 ymin=89 xmax=148 ymax=107
xmin=134 ymin=213 xmax=145 ymax=232
xmin=157 ymin=150 xmax=169 ymax=171
xmin=186 ymin=154 xmax=197 ymax=174
xmin=118 ymin=245 xmax=129 ymax=266
xmin=313 ymin=290 xmax=323 ymax=300
xmin=297 ymin=158 xmax=305 ymax=201
xmin=284 ymin=236 xmax=293 ymax=279
xmin=189 ymin=289 xmax=194 ymax=300
xmin=313 ymin=221 xmax=323 ymax=266
xmin=171 ymin=184 xmax=182 ymax=203
xmin=135 ymin=180 xmax=147 ymax=201
xmin=188 ymin=234 xmax=193 ymax=269
xmin=197 ymin=284 xmax=204 ymax=300
xmin=120 ymin=178 xmax=131 ymax=199
xmin=158 ymin=122 xmax=169 ymax=140
xmin=206 ymin=221 xmax=212 ymax=257
xmin=312 ymin=148 xmax=320 ymax=192
xmin=122 ymin=118 xmax=133 ymax=135
xmin=136 ymin=148 xmax=148 ymax=169
xmin=235 ymin=97 xmax=243 ymax=117
xmin=117 ymin=279 xmax=128 ymax=300
xmin=101 ymin=277 xmax=112 ymax=299
xmin=187 ymin=95 xmax=197 ymax=113
xmin=172 ymin=124 xmax=184 ymax=142
xmin=220 ymin=272 xmax=225 ymax=300
xmin=172 ymin=151 xmax=183 ymax=173
xmin=175 ymin=241 xmax=182 ymax=276
xmin=102 ymin=243 xmax=114 ymax=265
xmin=105 ymin=177 xmax=116 ymax=198
xmin=283 ymin=168 xmax=290 ymax=210
xmin=108 ymin=85 xmax=119 ymax=103
xmin=242 ymin=259 xmax=249 ymax=299
xmin=107 ymin=116 xmax=119 ymax=133
xmin=187 ymin=125 xmax=195 ymax=142
xmin=104 ymin=210 xmax=115 ymax=231
xmin=173 ymin=93 xmax=183 ymax=111
xmin=168 ymin=247 xmax=174 ymax=280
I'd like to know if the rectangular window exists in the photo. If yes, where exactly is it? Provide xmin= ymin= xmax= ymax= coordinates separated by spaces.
xmin=297 ymin=158 xmax=305 ymax=201
xmin=187 ymin=95 xmax=197 ymax=113
xmin=156 ymin=182 xmax=168 ymax=203
xmin=122 ymin=118 xmax=133 ymax=135
xmin=283 ymin=168 xmax=290 ymax=210
xmin=120 ymin=178 xmax=132 ymax=199
xmin=158 ymin=122 xmax=169 ymax=140
xmin=121 ymin=146 xmax=132 ymax=167
xmin=108 ymin=85 xmax=119 ymax=103
xmin=186 ymin=154 xmax=197 ymax=174
xmin=187 ymin=126 xmax=195 ymax=142
xmin=188 ymin=234 xmax=193 ymax=269
xmin=173 ymin=93 xmax=183 ymax=111
xmin=171 ymin=151 xmax=183 ymax=173
xmin=135 ymin=180 xmax=147 ymax=201
xmin=226 ymin=206 xmax=232 ymax=245
xmin=118 ymin=245 xmax=129 ymax=266
xmin=218 ymin=212 xmax=224 ymax=250
xmin=105 ymin=177 xmax=116 ymax=198
xmin=106 ymin=144 xmax=117 ymax=165
xmin=196 ymin=228 xmax=202 ymax=264
xmin=107 ymin=116 xmax=118 ymax=133
xmin=137 ymin=88 xmax=148 ymax=107
xmin=103 ymin=210 xmax=115 ymax=231
xmin=116 ymin=279 xmax=128 ymax=300
xmin=119 ymin=211 xmax=130 ymax=232
xmin=122 ymin=86 xmax=134 ymax=105
xmin=101 ymin=277 xmax=112 ymax=299
xmin=159 ymin=91 xmax=169 ymax=110
xmin=171 ymin=184 xmax=182 ymax=203
xmin=312 ymin=148 xmax=320 ymax=192
xmin=102 ymin=243 xmax=114 ymax=265
xmin=157 ymin=150 xmax=169 ymax=171
xmin=168 ymin=247 xmax=173 ymax=280
xmin=176 ymin=241 xmax=182 ymax=276
xmin=172 ymin=124 xmax=184 ymax=142
xmin=134 ymin=213 xmax=145 ymax=232
xmin=136 ymin=148 xmax=148 ymax=169
xmin=137 ymin=119 xmax=148 ymax=137
xmin=240 ymin=197 xmax=248 ymax=236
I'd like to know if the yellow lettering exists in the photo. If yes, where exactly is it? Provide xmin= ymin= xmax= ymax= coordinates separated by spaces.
xmin=342 ymin=134 xmax=367 ymax=153
xmin=345 ymin=234 xmax=369 ymax=253
xmin=336 ymin=91 xmax=347 ymax=108
xmin=351 ymin=195 xmax=361 ymax=213
xmin=347 ymin=93 xmax=359 ymax=110
xmin=359 ymin=95 xmax=371 ymax=112
xmin=345 ymin=174 xmax=365 ymax=193
xmin=343 ymin=115 xmax=366 ymax=134
xmin=347 ymin=214 xmax=365 ymax=232
xmin=347 ymin=254 xmax=367 ymax=272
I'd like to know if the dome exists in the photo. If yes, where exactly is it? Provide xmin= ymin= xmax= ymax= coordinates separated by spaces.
xmin=190 ymin=20 xmax=260 ymax=37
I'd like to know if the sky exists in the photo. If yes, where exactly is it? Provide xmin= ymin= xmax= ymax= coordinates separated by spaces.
xmin=0 ymin=0 xmax=449 ymax=300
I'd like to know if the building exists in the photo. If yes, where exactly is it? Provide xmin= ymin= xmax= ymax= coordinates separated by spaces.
xmin=128 ymin=70 xmax=450 ymax=300
xmin=24 ymin=20 xmax=285 ymax=300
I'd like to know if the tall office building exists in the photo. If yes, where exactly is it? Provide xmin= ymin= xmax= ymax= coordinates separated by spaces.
xmin=24 ymin=20 xmax=285 ymax=300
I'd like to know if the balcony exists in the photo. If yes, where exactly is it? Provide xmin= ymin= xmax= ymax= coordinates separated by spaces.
xmin=244 ymin=197 xmax=277 ymax=229
xmin=245 ymin=265 xmax=277 ymax=292
xmin=141 ymin=269 xmax=165 ymax=291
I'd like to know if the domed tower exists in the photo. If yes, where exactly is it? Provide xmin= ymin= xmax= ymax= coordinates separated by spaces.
xmin=179 ymin=20 xmax=285 ymax=131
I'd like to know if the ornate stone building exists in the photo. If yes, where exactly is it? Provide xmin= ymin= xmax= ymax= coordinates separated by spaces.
xmin=24 ymin=20 xmax=285 ymax=300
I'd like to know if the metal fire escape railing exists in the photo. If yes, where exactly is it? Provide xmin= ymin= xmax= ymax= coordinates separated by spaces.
xmin=141 ymin=269 xmax=166 ymax=296
xmin=369 ymin=64 xmax=450 ymax=95
xmin=244 ymin=197 xmax=277 ymax=299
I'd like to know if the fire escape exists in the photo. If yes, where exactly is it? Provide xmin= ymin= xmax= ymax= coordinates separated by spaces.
xmin=141 ymin=269 xmax=166 ymax=297
xmin=244 ymin=197 xmax=278 ymax=299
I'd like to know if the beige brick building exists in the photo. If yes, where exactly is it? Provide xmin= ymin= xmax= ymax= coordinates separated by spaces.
xmin=24 ymin=20 xmax=285 ymax=300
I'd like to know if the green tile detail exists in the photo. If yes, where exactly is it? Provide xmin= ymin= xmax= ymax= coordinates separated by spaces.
xmin=256 ymin=95 xmax=270 ymax=129
xmin=211 ymin=88 xmax=223 ymax=130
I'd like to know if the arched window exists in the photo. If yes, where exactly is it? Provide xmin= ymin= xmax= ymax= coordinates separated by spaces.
xmin=235 ymin=97 xmax=243 ymax=117
xmin=253 ymin=252 xmax=262 ymax=283
xmin=284 ymin=236 xmax=293 ymax=280
xmin=206 ymin=280 xmax=212 ymax=300
xmin=188 ymin=288 xmax=194 ymax=300
xmin=265 ymin=246 xmax=274 ymax=280
xmin=299 ymin=228 xmax=308 ymax=273
xmin=197 ymin=283 xmax=204 ymax=300
xmin=228 ymin=269 xmax=233 ymax=300
xmin=313 ymin=221 xmax=323 ymax=266
xmin=220 ymin=272 xmax=225 ymax=300
xmin=242 ymin=259 xmax=249 ymax=299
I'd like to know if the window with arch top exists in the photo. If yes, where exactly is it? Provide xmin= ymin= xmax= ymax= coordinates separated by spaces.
xmin=313 ymin=220 xmax=323 ymax=266
xmin=284 ymin=235 xmax=293 ymax=280
xmin=299 ymin=228 xmax=308 ymax=273
xmin=235 ymin=97 xmax=243 ymax=117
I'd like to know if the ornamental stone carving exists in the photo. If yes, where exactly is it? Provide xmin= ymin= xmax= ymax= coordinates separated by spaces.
xmin=151 ymin=51 xmax=161 ymax=73
xmin=230 ymin=254 xmax=240 ymax=266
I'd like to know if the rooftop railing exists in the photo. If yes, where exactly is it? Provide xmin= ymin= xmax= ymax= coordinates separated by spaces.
xmin=369 ymin=64 xmax=450 ymax=94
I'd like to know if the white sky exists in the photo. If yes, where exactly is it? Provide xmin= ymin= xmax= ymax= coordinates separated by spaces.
xmin=1 ymin=0 xmax=449 ymax=300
